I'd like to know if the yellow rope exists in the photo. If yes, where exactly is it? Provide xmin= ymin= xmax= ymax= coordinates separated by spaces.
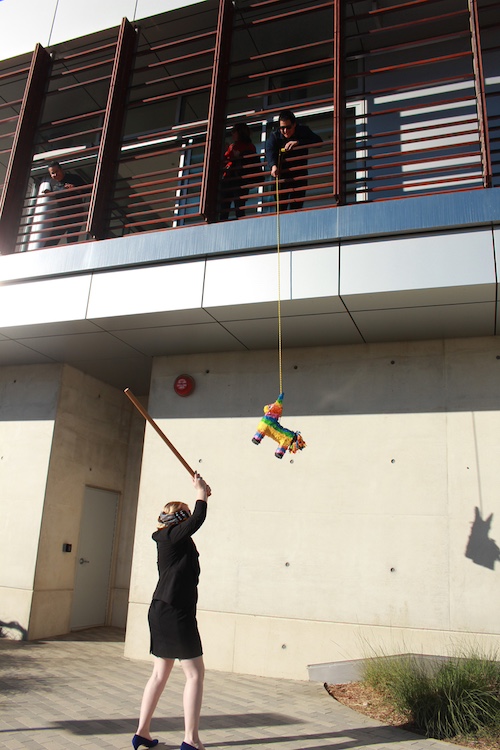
xmin=276 ymin=158 xmax=283 ymax=395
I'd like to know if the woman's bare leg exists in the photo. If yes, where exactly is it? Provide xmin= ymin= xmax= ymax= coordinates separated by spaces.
xmin=180 ymin=656 xmax=205 ymax=749
xmin=136 ymin=657 xmax=174 ymax=739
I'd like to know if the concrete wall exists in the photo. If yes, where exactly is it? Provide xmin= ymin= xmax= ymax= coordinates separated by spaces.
xmin=125 ymin=336 xmax=500 ymax=679
xmin=0 ymin=364 xmax=61 ymax=638
xmin=0 ymin=362 xmax=143 ymax=640
xmin=110 ymin=405 xmax=146 ymax=629
xmin=29 ymin=365 xmax=139 ymax=640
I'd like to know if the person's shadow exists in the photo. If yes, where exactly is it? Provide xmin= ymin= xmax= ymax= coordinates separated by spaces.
xmin=465 ymin=507 xmax=500 ymax=570
xmin=0 ymin=620 xmax=27 ymax=640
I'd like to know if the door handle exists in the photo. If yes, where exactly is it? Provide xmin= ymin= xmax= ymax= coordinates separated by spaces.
xmin=79 ymin=558 xmax=90 ymax=565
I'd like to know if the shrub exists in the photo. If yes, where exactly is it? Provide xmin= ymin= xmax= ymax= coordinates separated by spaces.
xmin=363 ymin=651 xmax=500 ymax=739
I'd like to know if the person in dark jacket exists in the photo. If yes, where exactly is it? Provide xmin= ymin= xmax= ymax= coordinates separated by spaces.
xmin=133 ymin=472 xmax=211 ymax=750
xmin=41 ymin=161 xmax=85 ymax=247
xmin=265 ymin=109 xmax=322 ymax=210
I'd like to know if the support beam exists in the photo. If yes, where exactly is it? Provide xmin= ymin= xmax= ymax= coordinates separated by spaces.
xmin=87 ymin=18 xmax=137 ymax=239
xmin=333 ymin=0 xmax=345 ymax=205
xmin=0 ymin=45 xmax=51 ymax=254
xmin=468 ymin=0 xmax=492 ymax=188
xmin=200 ymin=0 xmax=234 ymax=223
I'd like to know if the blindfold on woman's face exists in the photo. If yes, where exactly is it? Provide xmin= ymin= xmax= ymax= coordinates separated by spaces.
xmin=158 ymin=509 xmax=190 ymax=526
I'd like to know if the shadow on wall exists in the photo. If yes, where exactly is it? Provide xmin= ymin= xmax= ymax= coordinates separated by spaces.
xmin=150 ymin=341 xmax=500 ymax=420
xmin=0 ymin=620 xmax=27 ymax=640
xmin=465 ymin=506 xmax=500 ymax=570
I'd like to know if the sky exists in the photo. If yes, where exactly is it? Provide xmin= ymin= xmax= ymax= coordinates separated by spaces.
xmin=0 ymin=0 xmax=205 ymax=62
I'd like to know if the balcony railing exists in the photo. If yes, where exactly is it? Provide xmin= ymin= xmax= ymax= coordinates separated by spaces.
xmin=0 ymin=0 xmax=498 ymax=254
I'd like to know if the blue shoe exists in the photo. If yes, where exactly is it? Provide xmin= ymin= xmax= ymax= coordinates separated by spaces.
xmin=180 ymin=744 xmax=198 ymax=750
xmin=132 ymin=735 xmax=159 ymax=749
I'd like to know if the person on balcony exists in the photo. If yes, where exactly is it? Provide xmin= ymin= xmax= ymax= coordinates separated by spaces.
xmin=265 ymin=109 xmax=322 ymax=211
xmin=40 ymin=161 xmax=85 ymax=247
xmin=219 ymin=122 xmax=258 ymax=221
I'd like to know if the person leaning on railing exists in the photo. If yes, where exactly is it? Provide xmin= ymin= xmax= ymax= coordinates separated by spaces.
xmin=41 ymin=161 xmax=85 ymax=247
xmin=265 ymin=109 xmax=322 ymax=211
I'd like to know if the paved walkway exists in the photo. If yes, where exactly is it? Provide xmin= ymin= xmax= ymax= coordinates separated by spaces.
xmin=0 ymin=627 xmax=466 ymax=750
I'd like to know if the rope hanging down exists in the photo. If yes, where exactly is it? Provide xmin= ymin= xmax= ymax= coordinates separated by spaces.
xmin=276 ymin=160 xmax=283 ymax=395
xmin=250 ymin=150 xmax=306 ymax=459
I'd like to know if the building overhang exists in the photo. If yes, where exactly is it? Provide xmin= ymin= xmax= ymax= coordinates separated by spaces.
xmin=1 ymin=189 xmax=499 ymax=395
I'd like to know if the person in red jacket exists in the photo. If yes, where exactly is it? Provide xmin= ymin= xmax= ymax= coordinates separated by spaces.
xmin=219 ymin=122 xmax=257 ymax=220
xmin=133 ymin=472 xmax=211 ymax=750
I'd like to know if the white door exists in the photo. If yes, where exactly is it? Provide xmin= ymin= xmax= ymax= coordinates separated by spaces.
xmin=71 ymin=487 xmax=119 ymax=630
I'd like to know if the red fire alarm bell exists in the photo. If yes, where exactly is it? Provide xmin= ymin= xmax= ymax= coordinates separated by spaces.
xmin=174 ymin=374 xmax=195 ymax=397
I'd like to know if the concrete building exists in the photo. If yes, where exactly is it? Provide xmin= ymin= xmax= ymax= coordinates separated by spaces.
xmin=0 ymin=0 xmax=499 ymax=680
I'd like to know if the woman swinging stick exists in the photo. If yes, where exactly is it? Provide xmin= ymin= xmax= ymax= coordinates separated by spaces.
xmin=124 ymin=390 xmax=211 ymax=750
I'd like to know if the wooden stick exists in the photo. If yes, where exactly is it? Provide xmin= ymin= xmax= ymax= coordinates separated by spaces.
xmin=124 ymin=387 xmax=195 ymax=477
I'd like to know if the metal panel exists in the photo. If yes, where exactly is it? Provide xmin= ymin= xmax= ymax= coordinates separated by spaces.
xmin=468 ymin=0 xmax=492 ymax=187
xmin=344 ymin=0 xmax=484 ymax=203
xmin=291 ymin=245 xmax=340 ymax=301
xmin=0 ymin=339 xmax=55 ymax=366
xmin=0 ymin=44 xmax=51 ymax=254
xmin=2 ymin=0 xmax=498 ymax=252
xmin=0 ymin=275 xmax=92 ymax=328
xmin=87 ymin=18 xmax=138 ymax=239
xmin=108 ymin=4 xmax=218 ymax=237
xmin=86 ymin=261 xmax=206 ymax=318
xmin=90 ymin=309 xmax=214 ymax=331
xmin=200 ymin=0 xmax=234 ymax=222
xmin=203 ymin=252 xmax=291 ymax=309
xmin=113 ymin=321 xmax=246 ymax=355
xmin=333 ymin=0 xmax=344 ymax=204
xmin=20 ymin=330 xmax=144 ymax=359
xmin=1 ymin=189 xmax=499 ymax=284
xmin=19 ymin=27 xmax=124 ymax=251
xmin=0 ymin=320 xmax=102 ymax=339
xmin=223 ymin=310 xmax=362 ymax=348
xmin=340 ymin=229 xmax=496 ymax=308
xmin=351 ymin=302 xmax=496 ymax=343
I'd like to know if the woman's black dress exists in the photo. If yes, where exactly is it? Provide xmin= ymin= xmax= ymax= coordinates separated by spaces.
xmin=148 ymin=499 xmax=207 ymax=659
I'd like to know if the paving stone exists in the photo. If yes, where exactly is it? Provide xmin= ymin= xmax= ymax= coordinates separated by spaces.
xmin=0 ymin=628 xmax=472 ymax=750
